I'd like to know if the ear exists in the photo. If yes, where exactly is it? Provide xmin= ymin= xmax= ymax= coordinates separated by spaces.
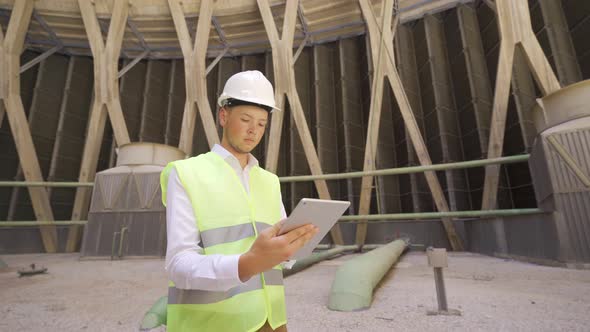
xmin=218 ymin=107 xmax=229 ymax=127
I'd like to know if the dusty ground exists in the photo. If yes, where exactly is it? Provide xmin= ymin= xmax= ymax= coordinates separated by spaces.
xmin=1 ymin=251 xmax=589 ymax=331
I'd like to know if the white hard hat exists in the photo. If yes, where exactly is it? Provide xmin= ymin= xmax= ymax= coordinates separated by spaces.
xmin=217 ymin=70 xmax=279 ymax=112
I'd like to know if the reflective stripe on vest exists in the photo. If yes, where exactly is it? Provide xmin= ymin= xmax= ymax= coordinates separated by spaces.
xmin=161 ymin=152 xmax=287 ymax=331
xmin=200 ymin=222 xmax=272 ymax=248
xmin=168 ymin=269 xmax=283 ymax=305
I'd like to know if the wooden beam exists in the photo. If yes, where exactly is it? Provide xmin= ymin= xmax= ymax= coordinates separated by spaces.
xmin=257 ymin=0 xmax=284 ymax=173
xmin=519 ymin=38 xmax=561 ymax=94
xmin=205 ymin=47 xmax=228 ymax=75
xmin=481 ymin=0 xmax=561 ymax=210
xmin=67 ymin=99 xmax=106 ymax=252
xmin=356 ymin=0 xmax=388 ymax=246
xmin=356 ymin=0 xmax=385 ymax=245
xmin=169 ymin=0 xmax=219 ymax=155
xmin=118 ymin=49 xmax=149 ymax=78
xmin=387 ymin=62 xmax=464 ymax=251
xmin=481 ymin=43 xmax=515 ymax=210
xmin=20 ymin=45 xmax=62 ymax=74
xmin=357 ymin=0 xmax=463 ymax=250
xmin=292 ymin=34 xmax=308 ymax=64
xmin=258 ymin=0 xmax=343 ymax=244
xmin=0 ymin=0 xmax=58 ymax=253
xmin=67 ymin=0 xmax=131 ymax=252
xmin=457 ymin=4 xmax=507 ymax=252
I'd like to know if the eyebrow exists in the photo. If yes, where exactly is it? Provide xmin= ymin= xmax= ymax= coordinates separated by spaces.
xmin=241 ymin=113 xmax=267 ymax=122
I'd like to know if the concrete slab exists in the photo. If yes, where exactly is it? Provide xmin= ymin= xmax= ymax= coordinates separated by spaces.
xmin=0 ymin=251 xmax=589 ymax=331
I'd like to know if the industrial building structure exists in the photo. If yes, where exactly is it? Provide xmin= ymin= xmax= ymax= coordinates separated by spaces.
xmin=0 ymin=0 xmax=589 ymax=268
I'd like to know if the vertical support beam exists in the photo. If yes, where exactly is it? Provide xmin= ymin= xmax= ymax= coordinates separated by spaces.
xmin=48 ymin=57 xmax=76 ymax=198
xmin=357 ymin=0 xmax=393 ymax=247
xmin=169 ymin=0 xmax=219 ymax=156
xmin=0 ymin=101 xmax=4 ymax=128
xmin=139 ymin=60 xmax=153 ymax=141
xmin=457 ymin=4 xmax=493 ymax=154
xmin=538 ymin=0 xmax=582 ymax=86
xmin=395 ymin=24 xmax=430 ymax=213
xmin=7 ymin=54 xmax=45 ymax=223
xmin=67 ymin=0 xmax=131 ymax=252
xmin=374 ymin=78 xmax=401 ymax=215
xmin=424 ymin=14 xmax=468 ymax=212
xmin=337 ymin=38 xmax=366 ymax=217
xmin=457 ymin=4 xmax=508 ymax=251
xmin=0 ymin=0 xmax=58 ymax=252
xmin=313 ymin=44 xmax=340 ymax=209
xmin=0 ymin=22 xmax=4 ymax=126
xmin=511 ymin=48 xmax=537 ymax=150
xmin=165 ymin=60 xmax=178 ymax=146
xmin=258 ymin=0 xmax=343 ymax=244
xmin=358 ymin=0 xmax=463 ymax=250
xmin=481 ymin=0 xmax=561 ymax=210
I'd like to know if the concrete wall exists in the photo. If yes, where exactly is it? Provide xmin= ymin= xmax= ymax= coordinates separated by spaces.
xmin=1 ymin=1 xmax=589 ymax=255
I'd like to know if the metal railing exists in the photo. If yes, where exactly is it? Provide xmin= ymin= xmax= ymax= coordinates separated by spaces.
xmin=0 ymin=181 xmax=93 ymax=187
xmin=0 ymin=154 xmax=540 ymax=227
xmin=279 ymin=154 xmax=530 ymax=182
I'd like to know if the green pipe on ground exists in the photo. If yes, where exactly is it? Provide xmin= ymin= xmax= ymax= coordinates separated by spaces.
xmin=314 ymin=244 xmax=381 ymax=251
xmin=328 ymin=239 xmax=409 ymax=312
xmin=140 ymin=296 xmax=168 ymax=331
xmin=140 ymin=246 xmax=384 ymax=329
xmin=284 ymin=246 xmax=359 ymax=277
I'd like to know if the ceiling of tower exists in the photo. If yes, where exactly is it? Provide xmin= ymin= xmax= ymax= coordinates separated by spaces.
xmin=0 ymin=0 xmax=472 ymax=59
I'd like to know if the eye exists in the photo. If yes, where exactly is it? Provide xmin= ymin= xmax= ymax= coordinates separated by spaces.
xmin=258 ymin=123 xmax=267 ymax=128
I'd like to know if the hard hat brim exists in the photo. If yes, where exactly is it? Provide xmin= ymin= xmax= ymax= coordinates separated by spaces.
xmin=218 ymin=96 xmax=280 ymax=112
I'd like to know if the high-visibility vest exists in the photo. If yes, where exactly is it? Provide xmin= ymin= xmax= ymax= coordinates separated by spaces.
xmin=160 ymin=152 xmax=287 ymax=332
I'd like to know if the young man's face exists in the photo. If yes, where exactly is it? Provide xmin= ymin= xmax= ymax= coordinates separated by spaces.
xmin=219 ymin=105 xmax=269 ymax=154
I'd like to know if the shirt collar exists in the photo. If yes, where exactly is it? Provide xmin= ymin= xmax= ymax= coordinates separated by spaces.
xmin=212 ymin=144 xmax=259 ymax=170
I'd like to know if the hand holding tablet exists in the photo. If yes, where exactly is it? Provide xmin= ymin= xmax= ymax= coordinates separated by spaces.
xmin=278 ymin=198 xmax=351 ymax=260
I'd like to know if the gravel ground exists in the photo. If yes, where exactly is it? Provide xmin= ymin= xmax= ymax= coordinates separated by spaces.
xmin=1 ymin=251 xmax=589 ymax=331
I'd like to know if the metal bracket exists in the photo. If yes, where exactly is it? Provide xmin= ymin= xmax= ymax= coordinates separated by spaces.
xmin=426 ymin=247 xmax=461 ymax=316
xmin=111 ymin=226 xmax=129 ymax=260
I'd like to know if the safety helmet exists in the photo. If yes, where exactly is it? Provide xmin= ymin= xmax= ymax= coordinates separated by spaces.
xmin=217 ymin=70 xmax=279 ymax=112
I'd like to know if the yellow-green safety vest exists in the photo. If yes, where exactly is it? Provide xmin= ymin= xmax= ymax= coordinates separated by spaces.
xmin=160 ymin=152 xmax=287 ymax=332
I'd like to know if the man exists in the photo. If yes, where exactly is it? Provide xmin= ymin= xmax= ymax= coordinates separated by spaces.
xmin=160 ymin=70 xmax=319 ymax=332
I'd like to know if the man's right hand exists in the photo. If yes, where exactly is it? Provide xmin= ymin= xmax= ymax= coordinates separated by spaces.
xmin=238 ymin=221 xmax=319 ymax=282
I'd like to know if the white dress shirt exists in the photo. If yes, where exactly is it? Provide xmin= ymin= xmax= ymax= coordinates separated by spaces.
xmin=165 ymin=144 xmax=289 ymax=291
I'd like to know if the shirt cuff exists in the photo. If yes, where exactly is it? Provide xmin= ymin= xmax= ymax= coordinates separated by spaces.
xmin=225 ymin=254 xmax=247 ymax=285
xmin=281 ymin=260 xmax=297 ymax=269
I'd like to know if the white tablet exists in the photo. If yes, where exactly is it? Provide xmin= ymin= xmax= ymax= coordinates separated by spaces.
xmin=278 ymin=198 xmax=351 ymax=260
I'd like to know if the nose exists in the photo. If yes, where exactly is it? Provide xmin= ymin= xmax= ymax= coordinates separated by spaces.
xmin=247 ymin=123 xmax=256 ymax=135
